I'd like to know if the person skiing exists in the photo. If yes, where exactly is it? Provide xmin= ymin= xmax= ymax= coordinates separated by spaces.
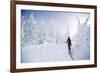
xmin=66 ymin=36 xmax=72 ymax=54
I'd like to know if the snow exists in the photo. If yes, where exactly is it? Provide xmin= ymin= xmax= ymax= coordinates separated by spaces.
xmin=21 ymin=42 xmax=90 ymax=63
xmin=22 ymin=43 xmax=72 ymax=63
xmin=21 ymin=10 xmax=90 ymax=63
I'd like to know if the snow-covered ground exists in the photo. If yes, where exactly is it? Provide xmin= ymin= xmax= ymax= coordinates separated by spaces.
xmin=21 ymin=42 xmax=90 ymax=63
xmin=22 ymin=43 xmax=71 ymax=63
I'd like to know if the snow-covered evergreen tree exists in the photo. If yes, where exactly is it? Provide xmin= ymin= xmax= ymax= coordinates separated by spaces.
xmin=72 ymin=15 xmax=90 ymax=59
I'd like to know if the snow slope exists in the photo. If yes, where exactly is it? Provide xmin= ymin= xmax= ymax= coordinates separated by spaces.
xmin=21 ymin=42 xmax=90 ymax=63
xmin=22 ymin=43 xmax=72 ymax=63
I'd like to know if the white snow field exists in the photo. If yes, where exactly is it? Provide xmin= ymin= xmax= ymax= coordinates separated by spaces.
xmin=21 ymin=43 xmax=71 ymax=63
xmin=21 ymin=41 xmax=90 ymax=63
xmin=21 ymin=10 xmax=90 ymax=63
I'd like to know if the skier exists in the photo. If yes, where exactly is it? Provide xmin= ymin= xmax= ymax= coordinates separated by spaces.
xmin=66 ymin=36 xmax=72 ymax=54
